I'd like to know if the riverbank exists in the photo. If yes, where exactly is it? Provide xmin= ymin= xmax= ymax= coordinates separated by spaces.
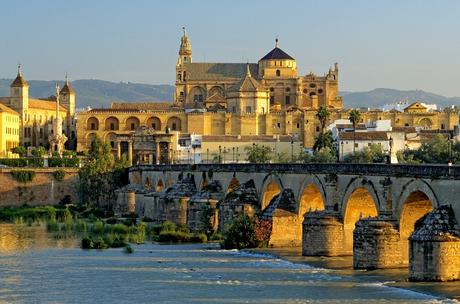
xmin=251 ymin=247 xmax=460 ymax=301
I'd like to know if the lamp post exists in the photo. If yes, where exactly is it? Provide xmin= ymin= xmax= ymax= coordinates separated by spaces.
xmin=192 ymin=146 xmax=196 ymax=164
xmin=219 ymin=145 xmax=222 ymax=164
xmin=206 ymin=148 xmax=209 ymax=164
xmin=232 ymin=147 xmax=235 ymax=163
xmin=236 ymin=147 xmax=239 ymax=163
xmin=187 ymin=149 xmax=190 ymax=164
xmin=389 ymin=136 xmax=393 ymax=164
xmin=290 ymin=139 xmax=294 ymax=162
xmin=340 ymin=141 xmax=344 ymax=162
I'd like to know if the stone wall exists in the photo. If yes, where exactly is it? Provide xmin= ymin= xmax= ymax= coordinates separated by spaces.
xmin=0 ymin=168 xmax=79 ymax=207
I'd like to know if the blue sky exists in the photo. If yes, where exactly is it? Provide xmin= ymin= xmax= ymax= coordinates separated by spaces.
xmin=1 ymin=0 xmax=460 ymax=96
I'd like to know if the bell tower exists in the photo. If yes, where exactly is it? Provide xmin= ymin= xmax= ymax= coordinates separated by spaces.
xmin=10 ymin=64 xmax=29 ymax=118
xmin=175 ymin=27 xmax=192 ymax=103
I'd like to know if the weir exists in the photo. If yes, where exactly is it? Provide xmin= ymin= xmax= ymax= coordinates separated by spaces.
xmin=120 ymin=163 xmax=460 ymax=281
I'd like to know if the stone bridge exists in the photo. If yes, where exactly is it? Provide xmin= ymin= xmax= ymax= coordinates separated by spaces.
xmin=126 ymin=163 xmax=460 ymax=281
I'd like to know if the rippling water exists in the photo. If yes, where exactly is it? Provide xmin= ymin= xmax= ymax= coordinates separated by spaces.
xmin=0 ymin=224 xmax=458 ymax=304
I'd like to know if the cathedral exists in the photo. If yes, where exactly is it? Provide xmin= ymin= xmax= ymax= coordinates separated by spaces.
xmin=175 ymin=28 xmax=342 ymax=111
xmin=75 ymin=29 xmax=457 ymax=164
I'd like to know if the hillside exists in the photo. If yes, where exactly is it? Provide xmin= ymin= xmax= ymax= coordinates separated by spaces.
xmin=0 ymin=79 xmax=175 ymax=108
xmin=1 ymin=79 xmax=460 ymax=110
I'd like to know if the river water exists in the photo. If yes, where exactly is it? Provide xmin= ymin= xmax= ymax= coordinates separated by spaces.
xmin=0 ymin=224 xmax=458 ymax=303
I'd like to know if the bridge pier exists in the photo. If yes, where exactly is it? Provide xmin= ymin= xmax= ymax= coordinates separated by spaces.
xmin=409 ymin=205 xmax=460 ymax=282
xmin=353 ymin=217 xmax=403 ymax=269
xmin=302 ymin=211 xmax=344 ymax=256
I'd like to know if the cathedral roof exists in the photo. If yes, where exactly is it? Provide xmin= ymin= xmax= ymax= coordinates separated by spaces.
xmin=184 ymin=63 xmax=258 ymax=81
xmin=260 ymin=39 xmax=295 ymax=61
xmin=29 ymin=99 xmax=67 ymax=112
xmin=228 ymin=65 xmax=264 ymax=92
xmin=0 ymin=103 xmax=19 ymax=115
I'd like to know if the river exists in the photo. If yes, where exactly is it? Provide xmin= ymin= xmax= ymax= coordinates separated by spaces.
xmin=0 ymin=224 xmax=458 ymax=303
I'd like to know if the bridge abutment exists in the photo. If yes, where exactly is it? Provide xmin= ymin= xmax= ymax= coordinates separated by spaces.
xmin=353 ymin=217 xmax=403 ymax=269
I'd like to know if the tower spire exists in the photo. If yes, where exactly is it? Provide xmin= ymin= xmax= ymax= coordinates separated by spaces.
xmin=17 ymin=63 xmax=22 ymax=76
xmin=275 ymin=37 xmax=279 ymax=48
xmin=55 ymin=83 xmax=60 ymax=119
xmin=246 ymin=62 xmax=251 ymax=77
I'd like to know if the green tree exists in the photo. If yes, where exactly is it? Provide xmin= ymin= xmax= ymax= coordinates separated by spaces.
xmin=31 ymin=146 xmax=46 ymax=158
xmin=12 ymin=146 xmax=27 ymax=157
xmin=313 ymin=130 xmax=334 ymax=152
xmin=312 ymin=147 xmax=337 ymax=163
xmin=348 ymin=109 xmax=361 ymax=155
xmin=398 ymin=134 xmax=452 ymax=164
xmin=245 ymin=144 xmax=272 ymax=163
xmin=78 ymin=135 xmax=129 ymax=206
xmin=316 ymin=106 xmax=330 ymax=134
xmin=344 ymin=143 xmax=385 ymax=163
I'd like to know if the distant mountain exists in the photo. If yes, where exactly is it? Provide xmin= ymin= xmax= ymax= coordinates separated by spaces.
xmin=1 ymin=79 xmax=460 ymax=110
xmin=0 ymin=79 xmax=175 ymax=108
xmin=342 ymin=88 xmax=460 ymax=109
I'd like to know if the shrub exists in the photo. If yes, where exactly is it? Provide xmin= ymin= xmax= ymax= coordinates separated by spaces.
xmin=124 ymin=245 xmax=134 ymax=254
xmin=53 ymin=169 xmax=66 ymax=181
xmin=222 ymin=214 xmax=272 ymax=249
xmin=81 ymin=236 xmax=94 ymax=249
xmin=190 ymin=233 xmax=208 ymax=243
xmin=11 ymin=170 xmax=36 ymax=183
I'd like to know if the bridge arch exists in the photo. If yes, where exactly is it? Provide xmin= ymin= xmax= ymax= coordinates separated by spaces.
xmin=342 ymin=178 xmax=380 ymax=254
xmin=260 ymin=174 xmax=283 ymax=211
xmin=297 ymin=175 xmax=326 ymax=217
xmin=396 ymin=180 xmax=437 ymax=263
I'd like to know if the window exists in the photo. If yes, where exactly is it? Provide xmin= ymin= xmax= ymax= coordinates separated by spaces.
xmin=285 ymin=87 xmax=290 ymax=92
xmin=276 ymin=70 xmax=280 ymax=77
xmin=152 ymin=123 xmax=156 ymax=129
xmin=177 ymin=74 xmax=182 ymax=81
xmin=441 ymin=124 xmax=445 ymax=129
xmin=277 ymin=122 xmax=281 ymax=128
xmin=318 ymin=88 xmax=323 ymax=94
xmin=309 ymin=83 xmax=316 ymax=88
xmin=131 ymin=123 xmax=135 ymax=130
xmin=270 ymin=96 xmax=275 ymax=104
xmin=270 ymin=87 xmax=274 ymax=92
xmin=180 ymin=92 xmax=184 ymax=96
xmin=355 ymin=143 xmax=358 ymax=148
xmin=110 ymin=141 xmax=115 ymax=148
xmin=183 ymin=57 xmax=187 ymax=63
xmin=172 ymin=123 xmax=177 ymax=131
xmin=309 ymin=92 xmax=316 ymax=97
xmin=285 ymin=96 xmax=290 ymax=104
xmin=316 ymin=126 xmax=320 ymax=132
xmin=91 ymin=123 xmax=96 ymax=130
xmin=303 ymin=89 xmax=308 ymax=94
xmin=232 ymin=106 xmax=236 ymax=113
xmin=405 ymin=123 xmax=409 ymax=126
xmin=262 ymin=107 xmax=265 ymax=114
xmin=110 ymin=123 xmax=115 ymax=130
xmin=183 ymin=71 xmax=186 ymax=80
xmin=296 ymin=123 xmax=300 ymax=128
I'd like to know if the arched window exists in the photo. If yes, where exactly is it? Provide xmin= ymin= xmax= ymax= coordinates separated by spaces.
xmin=276 ymin=70 xmax=281 ymax=77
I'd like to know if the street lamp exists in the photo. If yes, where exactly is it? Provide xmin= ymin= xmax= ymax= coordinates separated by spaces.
xmin=290 ymin=139 xmax=294 ymax=162
xmin=192 ymin=146 xmax=196 ymax=164
xmin=232 ymin=147 xmax=235 ymax=163
xmin=340 ymin=141 xmax=344 ymax=162
xmin=389 ymin=137 xmax=393 ymax=164
xmin=236 ymin=147 xmax=239 ymax=163
xmin=219 ymin=145 xmax=222 ymax=164
xmin=206 ymin=148 xmax=209 ymax=163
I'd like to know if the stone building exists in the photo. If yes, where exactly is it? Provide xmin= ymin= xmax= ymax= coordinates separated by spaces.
xmin=0 ymin=67 xmax=77 ymax=151
xmin=75 ymin=29 xmax=459 ymax=161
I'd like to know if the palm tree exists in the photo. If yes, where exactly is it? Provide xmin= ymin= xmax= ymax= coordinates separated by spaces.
xmin=348 ymin=109 xmax=361 ymax=155
xmin=316 ymin=106 xmax=330 ymax=134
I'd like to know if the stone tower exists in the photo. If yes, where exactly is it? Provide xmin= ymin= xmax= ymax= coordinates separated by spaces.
xmin=60 ymin=74 xmax=76 ymax=149
xmin=48 ymin=84 xmax=67 ymax=156
xmin=175 ymin=27 xmax=192 ymax=103
xmin=9 ymin=64 xmax=29 ymax=119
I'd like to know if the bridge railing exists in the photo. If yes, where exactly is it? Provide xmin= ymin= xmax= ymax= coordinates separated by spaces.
xmin=130 ymin=163 xmax=460 ymax=179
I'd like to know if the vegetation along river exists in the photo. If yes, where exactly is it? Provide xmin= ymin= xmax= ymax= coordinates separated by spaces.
xmin=0 ymin=224 xmax=458 ymax=303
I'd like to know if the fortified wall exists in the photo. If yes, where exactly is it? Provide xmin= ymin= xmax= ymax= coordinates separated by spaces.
xmin=0 ymin=168 xmax=79 ymax=207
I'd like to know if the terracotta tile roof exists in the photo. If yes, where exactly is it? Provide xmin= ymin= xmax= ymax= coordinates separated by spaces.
xmin=202 ymin=135 xmax=298 ymax=142
xmin=184 ymin=63 xmax=258 ymax=81
xmin=29 ymin=99 xmax=67 ymax=112
xmin=339 ymin=131 xmax=389 ymax=141
xmin=392 ymin=126 xmax=416 ymax=133
xmin=111 ymin=102 xmax=173 ymax=111
xmin=0 ymin=104 xmax=18 ymax=115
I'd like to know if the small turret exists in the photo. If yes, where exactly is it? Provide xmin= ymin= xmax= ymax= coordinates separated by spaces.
xmin=60 ymin=73 xmax=75 ymax=117
xmin=178 ymin=26 xmax=192 ymax=64
xmin=9 ymin=64 xmax=29 ymax=118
